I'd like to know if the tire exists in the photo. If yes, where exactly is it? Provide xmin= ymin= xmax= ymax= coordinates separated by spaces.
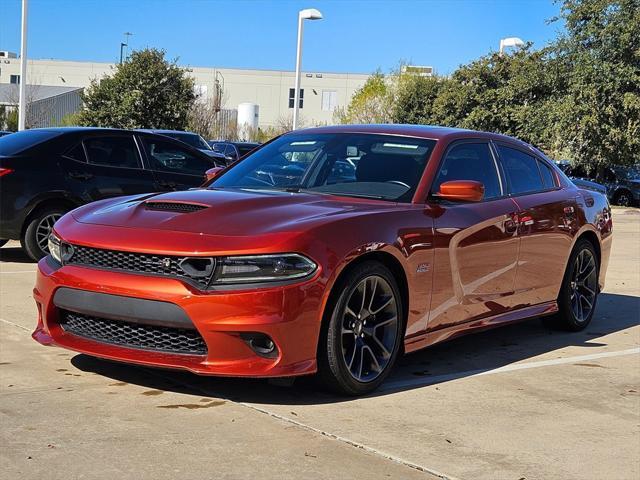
xmin=544 ymin=239 xmax=599 ymax=331
xmin=0 ymin=239 xmax=8 ymax=248
xmin=612 ymin=190 xmax=633 ymax=207
xmin=317 ymin=261 xmax=404 ymax=396
xmin=21 ymin=206 xmax=67 ymax=261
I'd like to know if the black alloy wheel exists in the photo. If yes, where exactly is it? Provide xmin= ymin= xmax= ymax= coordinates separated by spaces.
xmin=318 ymin=261 xmax=404 ymax=395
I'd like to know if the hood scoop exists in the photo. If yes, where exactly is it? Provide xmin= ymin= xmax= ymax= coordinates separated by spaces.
xmin=143 ymin=201 xmax=208 ymax=213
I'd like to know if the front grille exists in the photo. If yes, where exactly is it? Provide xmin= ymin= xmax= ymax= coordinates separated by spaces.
xmin=144 ymin=201 xmax=208 ymax=213
xmin=66 ymin=245 xmax=213 ymax=289
xmin=59 ymin=311 xmax=207 ymax=355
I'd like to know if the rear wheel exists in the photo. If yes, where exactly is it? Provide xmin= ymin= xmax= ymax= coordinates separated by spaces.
xmin=318 ymin=261 xmax=404 ymax=395
xmin=21 ymin=206 xmax=66 ymax=261
xmin=545 ymin=239 xmax=599 ymax=331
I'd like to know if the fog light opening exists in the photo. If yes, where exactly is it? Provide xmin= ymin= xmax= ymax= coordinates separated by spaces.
xmin=240 ymin=333 xmax=278 ymax=359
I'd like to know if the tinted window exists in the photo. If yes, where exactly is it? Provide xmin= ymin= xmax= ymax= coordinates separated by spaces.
xmin=432 ymin=143 xmax=502 ymax=200
xmin=498 ymin=145 xmax=544 ymax=195
xmin=212 ymin=143 xmax=226 ymax=154
xmin=538 ymin=160 xmax=556 ymax=189
xmin=84 ymin=136 xmax=141 ymax=169
xmin=0 ymin=130 xmax=63 ymax=155
xmin=224 ymin=144 xmax=238 ymax=159
xmin=237 ymin=145 xmax=257 ymax=156
xmin=64 ymin=143 xmax=86 ymax=162
xmin=212 ymin=133 xmax=436 ymax=203
xmin=142 ymin=137 xmax=212 ymax=175
xmin=166 ymin=132 xmax=211 ymax=150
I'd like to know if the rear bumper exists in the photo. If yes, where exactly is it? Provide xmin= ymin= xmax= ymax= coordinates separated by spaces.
xmin=32 ymin=257 xmax=323 ymax=377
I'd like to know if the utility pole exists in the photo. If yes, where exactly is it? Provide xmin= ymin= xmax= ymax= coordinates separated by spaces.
xmin=120 ymin=32 xmax=133 ymax=64
xmin=18 ymin=0 xmax=29 ymax=131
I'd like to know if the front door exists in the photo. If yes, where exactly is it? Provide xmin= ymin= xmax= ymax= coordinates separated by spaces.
xmin=426 ymin=141 xmax=521 ymax=331
xmin=60 ymin=133 xmax=157 ymax=203
xmin=137 ymin=135 xmax=217 ymax=191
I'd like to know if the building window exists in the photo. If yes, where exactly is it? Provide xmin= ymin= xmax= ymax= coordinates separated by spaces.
xmin=10 ymin=74 xmax=20 ymax=84
xmin=321 ymin=90 xmax=337 ymax=111
xmin=288 ymin=88 xmax=304 ymax=109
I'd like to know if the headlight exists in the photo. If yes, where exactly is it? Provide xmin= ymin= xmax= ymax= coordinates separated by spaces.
xmin=47 ymin=233 xmax=74 ymax=265
xmin=48 ymin=233 xmax=62 ymax=263
xmin=214 ymin=254 xmax=317 ymax=284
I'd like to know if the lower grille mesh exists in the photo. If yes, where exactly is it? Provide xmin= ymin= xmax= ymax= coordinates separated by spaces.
xmin=59 ymin=311 xmax=207 ymax=355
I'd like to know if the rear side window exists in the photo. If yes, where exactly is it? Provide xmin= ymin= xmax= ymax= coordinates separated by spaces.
xmin=0 ymin=130 xmax=63 ymax=155
xmin=63 ymin=144 xmax=86 ymax=162
xmin=498 ymin=145 xmax=544 ymax=195
xmin=538 ymin=160 xmax=556 ymax=189
xmin=141 ymin=137 xmax=212 ymax=175
xmin=432 ymin=143 xmax=502 ymax=200
xmin=212 ymin=143 xmax=226 ymax=154
xmin=84 ymin=136 xmax=141 ymax=169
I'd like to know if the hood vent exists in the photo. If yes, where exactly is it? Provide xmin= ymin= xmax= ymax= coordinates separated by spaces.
xmin=144 ymin=201 xmax=208 ymax=213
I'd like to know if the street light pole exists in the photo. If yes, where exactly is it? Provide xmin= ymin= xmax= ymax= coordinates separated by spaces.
xmin=292 ymin=8 xmax=322 ymax=131
xmin=18 ymin=0 xmax=28 ymax=131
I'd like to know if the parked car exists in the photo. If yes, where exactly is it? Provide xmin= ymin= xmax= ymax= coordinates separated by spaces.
xmin=556 ymin=160 xmax=639 ymax=206
xmin=0 ymin=127 xmax=225 ymax=259
xmin=138 ymin=129 xmax=227 ymax=162
xmin=595 ymin=165 xmax=640 ymax=207
xmin=210 ymin=141 xmax=261 ymax=163
xmin=554 ymin=160 xmax=608 ymax=196
xmin=0 ymin=131 xmax=13 ymax=138
xmin=33 ymin=125 xmax=612 ymax=395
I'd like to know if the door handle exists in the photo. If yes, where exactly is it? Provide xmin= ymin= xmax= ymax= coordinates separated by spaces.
xmin=69 ymin=171 xmax=93 ymax=180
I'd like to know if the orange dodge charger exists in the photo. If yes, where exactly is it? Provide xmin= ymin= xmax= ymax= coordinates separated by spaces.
xmin=33 ymin=125 xmax=612 ymax=395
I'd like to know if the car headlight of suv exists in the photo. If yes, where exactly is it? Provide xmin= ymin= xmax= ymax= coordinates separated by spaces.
xmin=47 ymin=233 xmax=74 ymax=265
xmin=215 ymin=254 xmax=317 ymax=284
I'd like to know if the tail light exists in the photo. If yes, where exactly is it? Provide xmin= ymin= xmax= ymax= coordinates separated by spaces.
xmin=0 ymin=168 xmax=13 ymax=177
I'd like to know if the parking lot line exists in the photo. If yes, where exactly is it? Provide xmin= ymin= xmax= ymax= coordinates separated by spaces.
xmin=382 ymin=347 xmax=640 ymax=391
xmin=0 ymin=269 xmax=37 ymax=274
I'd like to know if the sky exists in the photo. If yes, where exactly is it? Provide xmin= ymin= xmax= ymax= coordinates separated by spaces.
xmin=0 ymin=0 xmax=563 ymax=75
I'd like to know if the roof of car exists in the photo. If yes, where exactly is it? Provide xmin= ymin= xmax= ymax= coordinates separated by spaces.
xmin=137 ymin=129 xmax=198 ymax=135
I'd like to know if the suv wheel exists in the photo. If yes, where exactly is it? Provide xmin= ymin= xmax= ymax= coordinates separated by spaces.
xmin=613 ymin=190 xmax=633 ymax=207
xmin=21 ymin=207 xmax=67 ymax=261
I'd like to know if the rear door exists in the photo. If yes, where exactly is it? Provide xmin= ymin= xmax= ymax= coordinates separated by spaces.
xmin=495 ymin=143 xmax=577 ymax=306
xmin=59 ymin=133 xmax=156 ymax=202
xmin=137 ymin=134 xmax=218 ymax=191
xmin=427 ymin=141 xmax=521 ymax=331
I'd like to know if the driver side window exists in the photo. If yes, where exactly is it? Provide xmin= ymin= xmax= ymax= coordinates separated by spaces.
xmin=432 ymin=143 xmax=502 ymax=200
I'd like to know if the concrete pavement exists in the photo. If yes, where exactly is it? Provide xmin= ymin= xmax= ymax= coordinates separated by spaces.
xmin=1 ymin=208 xmax=638 ymax=479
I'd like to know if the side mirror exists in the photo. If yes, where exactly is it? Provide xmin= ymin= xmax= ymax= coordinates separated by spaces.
xmin=204 ymin=166 xmax=224 ymax=182
xmin=438 ymin=180 xmax=484 ymax=202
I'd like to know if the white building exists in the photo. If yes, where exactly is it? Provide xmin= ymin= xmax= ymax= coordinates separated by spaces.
xmin=0 ymin=54 xmax=371 ymax=129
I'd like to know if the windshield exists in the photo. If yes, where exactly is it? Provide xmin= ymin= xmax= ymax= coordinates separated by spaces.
xmin=166 ymin=132 xmax=211 ymax=150
xmin=211 ymin=133 xmax=437 ymax=202
xmin=620 ymin=166 xmax=640 ymax=181
xmin=0 ymin=129 xmax=63 ymax=155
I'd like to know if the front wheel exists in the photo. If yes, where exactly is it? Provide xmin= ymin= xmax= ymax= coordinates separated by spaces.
xmin=318 ymin=261 xmax=404 ymax=396
xmin=545 ymin=239 xmax=599 ymax=331
xmin=613 ymin=190 xmax=633 ymax=207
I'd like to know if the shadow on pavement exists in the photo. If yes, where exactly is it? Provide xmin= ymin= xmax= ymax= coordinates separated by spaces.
xmin=0 ymin=246 xmax=35 ymax=264
xmin=70 ymin=292 xmax=639 ymax=405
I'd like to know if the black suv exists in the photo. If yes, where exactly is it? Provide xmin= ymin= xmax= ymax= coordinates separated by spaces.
xmin=0 ymin=127 xmax=225 ymax=260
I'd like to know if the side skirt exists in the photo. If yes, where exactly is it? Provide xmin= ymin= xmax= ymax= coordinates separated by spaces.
xmin=403 ymin=301 xmax=558 ymax=354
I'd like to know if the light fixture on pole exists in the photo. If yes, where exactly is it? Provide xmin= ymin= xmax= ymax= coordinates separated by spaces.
xmin=292 ymin=8 xmax=323 ymax=130
xmin=18 ymin=0 xmax=29 ymax=131
xmin=120 ymin=32 xmax=133 ymax=64
xmin=499 ymin=37 xmax=525 ymax=55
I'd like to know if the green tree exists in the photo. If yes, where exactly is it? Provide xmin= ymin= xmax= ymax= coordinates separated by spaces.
xmin=333 ymin=71 xmax=393 ymax=124
xmin=78 ymin=48 xmax=195 ymax=129
xmin=392 ymin=74 xmax=449 ymax=125
xmin=553 ymin=0 xmax=640 ymax=171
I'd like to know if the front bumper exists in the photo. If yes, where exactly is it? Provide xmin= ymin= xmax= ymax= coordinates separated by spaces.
xmin=32 ymin=257 xmax=323 ymax=377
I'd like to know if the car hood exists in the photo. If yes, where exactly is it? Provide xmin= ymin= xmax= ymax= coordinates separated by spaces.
xmin=71 ymin=188 xmax=395 ymax=237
